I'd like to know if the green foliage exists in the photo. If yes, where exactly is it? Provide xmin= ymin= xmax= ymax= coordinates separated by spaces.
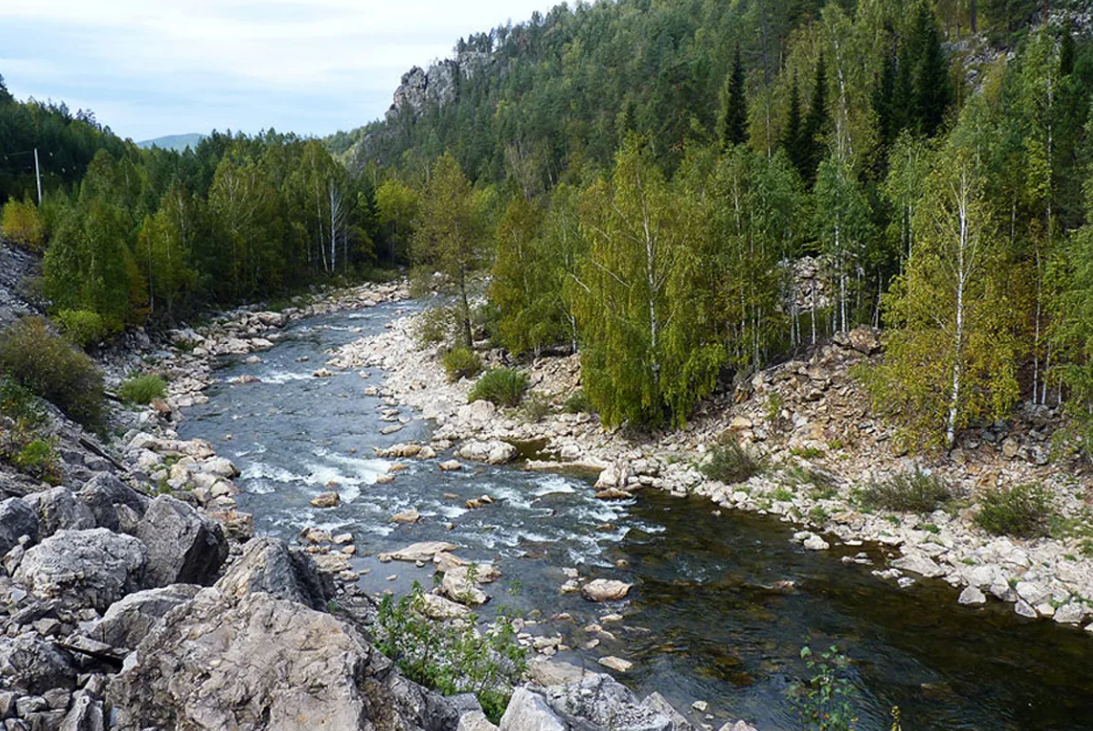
xmin=55 ymin=309 xmax=111 ymax=348
xmin=468 ymin=368 xmax=529 ymax=408
xmin=118 ymin=374 xmax=168 ymax=405
xmin=0 ymin=317 xmax=104 ymax=428
xmin=413 ymin=153 xmax=485 ymax=349
xmin=375 ymin=583 xmax=527 ymax=724
xmin=519 ymin=392 xmax=552 ymax=423
xmin=1 ymin=198 xmax=45 ymax=252
xmin=12 ymin=439 xmax=62 ymax=485
xmin=858 ymin=470 xmax=951 ymax=513
xmin=441 ymin=347 xmax=483 ymax=383
xmin=975 ymin=483 xmax=1053 ymax=538
xmin=563 ymin=389 xmax=591 ymax=414
xmin=0 ymin=376 xmax=47 ymax=429
xmin=700 ymin=438 xmax=761 ymax=485
xmin=791 ymin=645 xmax=859 ymax=731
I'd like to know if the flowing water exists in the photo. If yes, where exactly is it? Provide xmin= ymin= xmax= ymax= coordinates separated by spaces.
xmin=178 ymin=302 xmax=1093 ymax=731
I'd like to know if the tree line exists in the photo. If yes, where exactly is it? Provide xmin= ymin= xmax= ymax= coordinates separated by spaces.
xmin=0 ymin=96 xmax=378 ymax=333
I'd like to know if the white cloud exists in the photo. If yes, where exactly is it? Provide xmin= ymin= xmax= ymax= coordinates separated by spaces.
xmin=0 ymin=0 xmax=561 ymax=139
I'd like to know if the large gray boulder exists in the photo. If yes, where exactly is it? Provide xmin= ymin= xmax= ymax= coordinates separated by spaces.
xmin=87 ymin=584 xmax=201 ymax=651
xmin=60 ymin=690 xmax=105 ymax=731
xmin=0 ymin=497 xmax=38 ymax=555
xmin=22 ymin=487 xmax=95 ymax=538
xmin=538 ymin=675 xmax=683 ymax=731
xmin=0 ymin=634 xmax=76 ymax=694
xmin=215 ymin=537 xmax=330 ymax=610
xmin=499 ymin=688 xmax=566 ymax=731
xmin=107 ymin=588 xmax=456 ymax=731
xmin=14 ymin=528 xmax=146 ymax=611
xmin=77 ymin=473 xmax=149 ymax=532
xmin=135 ymin=495 xmax=227 ymax=587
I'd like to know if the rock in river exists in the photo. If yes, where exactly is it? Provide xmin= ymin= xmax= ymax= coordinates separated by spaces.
xmin=581 ymin=579 xmax=632 ymax=602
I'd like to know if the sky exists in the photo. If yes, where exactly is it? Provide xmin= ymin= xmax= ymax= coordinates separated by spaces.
xmin=0 ymin=0 xmax=559 ymax=142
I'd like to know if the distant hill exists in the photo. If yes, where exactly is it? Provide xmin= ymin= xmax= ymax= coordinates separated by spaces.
xmin=137 ymin=133 xmax=205 ymax=152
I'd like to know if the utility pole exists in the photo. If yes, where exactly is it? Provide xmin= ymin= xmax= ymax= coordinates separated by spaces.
xmin=33 ymin=148 xmax=42 ymax=205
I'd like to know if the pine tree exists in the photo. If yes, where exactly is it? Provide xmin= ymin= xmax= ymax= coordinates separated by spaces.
xmin=907 ymin=3 xmax=951 ymax=138
xmin=782 ymin=72 xmax=807 ymax=174
xmin=719 ymin=45 xmax=748 ymax=149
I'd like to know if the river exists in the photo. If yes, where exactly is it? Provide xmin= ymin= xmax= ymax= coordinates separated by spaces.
xmin=177 ymin=301 xmax=1093 ymax=731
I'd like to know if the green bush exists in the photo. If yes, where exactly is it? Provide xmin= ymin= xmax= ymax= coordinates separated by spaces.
xmin=469 ymin=368 xmax=529 ymax=407
xmin=975 ymin=483 xmax=1052 ymax=538
xmin=375 ymin=583 xmax=527 ymax=723
xmin=0 ymin=376 xmax=47 ymax=429
xmin=563 ymin=389 xmax=591 ymax=414
xmin=0 ymin=317 xmax=104 ymax=428
xmin=858 ymin=470 xmax=951 ymax=514
xmin=442 ymin=347 xmax=483 ymax=382
xmin=12 ymin=438 xmax=62 ymax=485
xmin=700 ymin=438 xmax=761 ymax=484
xmin=520 ymin=391 xmax=552 ymax=423
xmin=119 ymin=374 xmax=168 ymax=405
xmin=55 ymin=309 xmax=111 ymax=348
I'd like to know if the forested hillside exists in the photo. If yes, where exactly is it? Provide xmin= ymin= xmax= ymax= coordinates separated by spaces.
xmin=0 ymin=75 xmax=376 ymax=336
xmin=327 ymin=0 xmax=1093 ymax=452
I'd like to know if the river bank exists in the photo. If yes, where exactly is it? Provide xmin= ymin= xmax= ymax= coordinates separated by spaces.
xmin=327 ymin=304 xmax=1093 ymax=632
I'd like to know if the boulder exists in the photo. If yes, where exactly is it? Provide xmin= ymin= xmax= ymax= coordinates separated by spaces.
xmin=22 ymin=487 xmax=95 ymax=538
xmin=596 ymin=460 xmax=631 ymax=491
xmin=14 ymin=529 xmax=146 ymax=611
xmin=458 ymin=711 xmax=499 ymax=731
xmin=598 ymin=657 xmax=634 ymax=673
xmin=77 ymin=473 xmax=149 ymax=532
xmin=541 ymin=674 xmax=670 ymax=731
xmin=107 ymin=588 xmax=457 ymax=731
xmin=847 ymin=326 xmax=881 ymax=355
xmin=0 ymin=634 xmax=76 ymax=695
xmin=958 ymin=585 xmax=987 ymax=606
xmin=380 ymin=542 xmax=458 ymax=563
xmin=499 ymin=687 xmax=566 ymax=731
xmin=582 ymin=579 xmax=632 ymax=603
xmin=440 ymin=567 xmax=489 ymax=606
xmin=419 ymin=593 xmax=472 ymax=621
xmin=391 ymin=509 xmax=422 ymax=524
xmin=311 ymin=491 xmax=341 ymax=508
xmin=60 ymin=690 xmax=105 ymax=731
xmin=642 ymin=693 xmax=694 ymax=731
xmin=87 ymin=584 xmax=202 ymax=651
xmin=0 ymin=498 xmax=38 ymax=556
xmin=890 ymin=551 xmax=945 ymax=579
xmin=135 ymin=496 xmax=228 ymax=587
xmin=458 ymin=441 xmax=518 ymax=465
xmin=215 ymin=537 xmax=331 ymax=611
xmin=526 ymin=658 xmax=590 ymax=688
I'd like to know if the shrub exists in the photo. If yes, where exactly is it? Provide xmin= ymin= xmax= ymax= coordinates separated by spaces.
xmin=375 ymin=583 xmax=527 ymax=723
xmin=975 ymin=483 xmax=1052 ymax=538
xmin=12 ymin=438 xmax=62 ymax=485
xmin=563 ymin=389 xmax=591 ymax=414
xmin=700 ymin=438 xmax=761 ymax=484
xmin=469 ymin=368 xmax=529 ymax=407
xmin=791 ymin=645 xmax=859 ymax=731
xmin=0 ymin=376 xmax=47 ymax=429
xmin=413 ymin=305 xmax=458 ymax=348
xmin=119 ymin=374 xmax=168 ymax=405
xmin=520 ymin=391 xmax=552 ymax=423
xmin=1 ymin=199 xmax=45 ymax=252
xmin=0 ymin=317 xmax=104 ymax=428
xmin=442 ymin=347 xmax=483 ymax=382
xmin=55 ymin=309 xmax=110 ymax=348
xmin=858 ymin=470 xmax=951 ymax=514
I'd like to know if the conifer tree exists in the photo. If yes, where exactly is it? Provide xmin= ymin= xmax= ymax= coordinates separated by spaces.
xmin=719 ymin=45 xmax=748 ymax=149
xmin=782 ymin=73 xmax=807 ymax=174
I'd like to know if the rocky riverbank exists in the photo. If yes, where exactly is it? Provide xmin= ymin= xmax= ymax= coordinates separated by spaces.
xmin=4 ymin=279 xmax=739 ymax=731
xmin=329 ymin=308 xmax=1093 ymax=634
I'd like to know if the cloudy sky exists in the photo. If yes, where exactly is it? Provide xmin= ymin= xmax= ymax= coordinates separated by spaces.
xmin=0 ymin=0 xmax=558 ymax=142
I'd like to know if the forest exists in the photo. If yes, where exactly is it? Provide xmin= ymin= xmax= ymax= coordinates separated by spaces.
xmin=5 ymin=0 xmax=1093 ymax=453
xmin=0 ymin=81 xmax=376 ymax=335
